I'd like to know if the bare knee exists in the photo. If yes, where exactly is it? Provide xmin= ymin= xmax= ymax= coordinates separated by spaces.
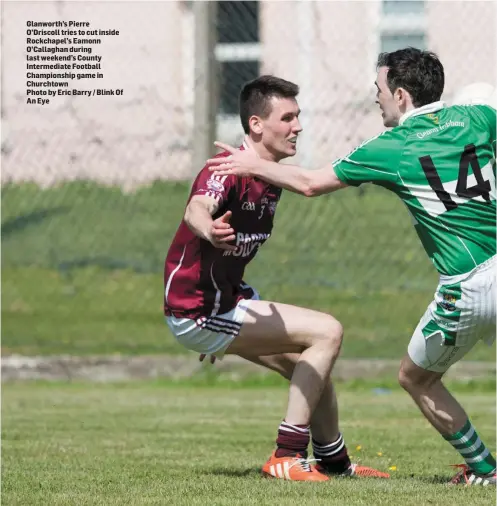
xmin=328 ymin=317 xmax=343 ymax=345
xmin=313 ymin=316 xmax=343 ymax=352
xmin=398 ymin=368 xmax=414 ymax=392
xmin=398 ymin=361 xmax=441 ymax=394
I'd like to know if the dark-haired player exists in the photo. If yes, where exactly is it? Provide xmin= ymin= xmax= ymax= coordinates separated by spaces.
xmin=208 ymin=49 xmax=496 ymax=486
xmin=164 ymin=75 xmax=388 ymax=481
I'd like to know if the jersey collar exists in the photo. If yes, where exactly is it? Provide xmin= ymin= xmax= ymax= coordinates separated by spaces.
xmin=399 ymin=101 xmax=447 ymax=126
xmin=242 ymin=136 xmax=260 ymax=155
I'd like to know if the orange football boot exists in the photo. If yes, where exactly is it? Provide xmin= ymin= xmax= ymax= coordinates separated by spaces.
xmin=262 ymin=452 xmax=329 ymax=481
xmin=316 ymin=462 xmax=390 ymax=478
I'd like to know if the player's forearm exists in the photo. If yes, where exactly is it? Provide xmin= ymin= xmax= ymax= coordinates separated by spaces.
xmin=251 ymin=160 xmax=316 ymax=197
xmin=184 ymin=202 xmax=214 ymax=241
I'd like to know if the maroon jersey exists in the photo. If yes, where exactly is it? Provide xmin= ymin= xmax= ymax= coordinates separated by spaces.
xmin=164 ymin=146 xmax=282 ymax=319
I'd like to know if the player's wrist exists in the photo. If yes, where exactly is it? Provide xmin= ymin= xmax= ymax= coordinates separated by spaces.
xmin=251 ymin=158 xmax=271 ymax=178
xmin=189 ymin=218 xmax=213 ymax=243
xmin=203 ymin=226 xmax=215 ymax=243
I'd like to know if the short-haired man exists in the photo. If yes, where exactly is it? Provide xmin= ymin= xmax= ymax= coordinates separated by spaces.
xmin=208 ymin=49 xmax=496 ymax=486
xmin=164 ymin=75 xmax=388 ymax=481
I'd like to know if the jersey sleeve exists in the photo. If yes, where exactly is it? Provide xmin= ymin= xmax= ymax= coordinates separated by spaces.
xmin=332 ymin=131 xmax=403 ymax=187
xmin=191 ymin=162 xmax=238 ymax=206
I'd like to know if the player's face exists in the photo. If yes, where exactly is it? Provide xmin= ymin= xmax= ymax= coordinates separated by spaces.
xmin=260 ymin=96 xmax=302 ymax=161
xmin=375 ymin=66 xmax=402 ymax=127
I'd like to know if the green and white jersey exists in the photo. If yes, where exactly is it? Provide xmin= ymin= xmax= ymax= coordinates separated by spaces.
xmin=333 ymin=101 xmax=496 ymax=276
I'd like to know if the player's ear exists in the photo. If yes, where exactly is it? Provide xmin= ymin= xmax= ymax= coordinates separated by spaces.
xmin=249 ymin=115 xmax=263 ymax=135
xmin=395 ymin=87 xmax=409 ymax=106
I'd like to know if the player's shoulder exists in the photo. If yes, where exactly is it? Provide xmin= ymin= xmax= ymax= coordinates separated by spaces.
xmin=451 ymin=103 xmax=496 ymax=128
xmin=199 ymin=144 xmax=245 ymax=171
xmin=201 ymin=150 xmax=231 ymax=169
xmin=448 ymin=102 xmax=495 ymax=115
xmin=194 ymin=148 xmax=238 ymax=180
xmin=191 ymin=145 xmax=245 ymax=193
xmin=379 ymin=126 xmax=408 ymax=143
xmin=333 ymin=129 xmax=404 ymax=177
xmin=212 ymin=150 xmax=233 ymax=160
xmin=350 ymin=129 xmax=406 ymax=157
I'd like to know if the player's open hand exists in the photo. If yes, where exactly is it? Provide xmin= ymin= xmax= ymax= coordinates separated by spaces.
xmin=207 ymin=141 xmax=260 ymax=177
xmin=209 ymin=210 xmax=237 ymax=251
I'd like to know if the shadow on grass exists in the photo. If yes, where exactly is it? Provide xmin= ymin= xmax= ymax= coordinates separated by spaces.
xmin=411 ymin=474 xmax=451 ymax=485
xmin=57 ymin=256 xmax=155 ymax=273
xmin=2 ymin=207 xmax=69 ymax=237
xmin=206 ymin=469 xmax=455 ymax=483
xmin=202 ymin=467 xmax=262 ymax=478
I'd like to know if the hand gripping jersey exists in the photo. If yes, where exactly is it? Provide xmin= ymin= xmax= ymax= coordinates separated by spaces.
xmin=164 ymin=147 xmax=282 ymax=319
xmin=333 ymin=102 xmax=496 ymax=276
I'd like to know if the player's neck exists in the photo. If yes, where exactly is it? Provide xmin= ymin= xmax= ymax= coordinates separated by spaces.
xmin=244 ymin=136 xmax=281 ymax=163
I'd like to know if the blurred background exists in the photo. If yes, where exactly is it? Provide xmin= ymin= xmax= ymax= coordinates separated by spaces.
xmin=1 ymin=0 xmax=496 ymax=362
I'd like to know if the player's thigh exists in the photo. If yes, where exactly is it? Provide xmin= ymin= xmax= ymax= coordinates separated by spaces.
xmin=239 ymin=352 xmax=301 ymax=380
xmin=226 ymin=300 xmax=342 ymax=356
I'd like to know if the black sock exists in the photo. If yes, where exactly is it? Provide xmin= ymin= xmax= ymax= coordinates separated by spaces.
xmin=312 ymin=433 xmax=351 ymax=473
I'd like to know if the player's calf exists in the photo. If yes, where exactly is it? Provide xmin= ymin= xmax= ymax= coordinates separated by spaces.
xmin=399 ymin=356 xmax=497 ymax=479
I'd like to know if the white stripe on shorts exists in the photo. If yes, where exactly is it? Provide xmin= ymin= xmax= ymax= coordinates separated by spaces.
xmin=197 ymin=316 xmax=242 ymax=336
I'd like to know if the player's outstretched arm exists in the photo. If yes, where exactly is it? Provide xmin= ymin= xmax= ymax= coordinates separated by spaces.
xmin=207 ymin=142 xmax=348 ymax=197
xmin=184 ymin=196 xmax=237 ymax=251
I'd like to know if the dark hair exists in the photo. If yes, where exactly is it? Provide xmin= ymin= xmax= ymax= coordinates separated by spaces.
xmin=239 ymin=75 xmax=299 ymax=134
xmin=376 ymin=47 xmax=444 ymax=107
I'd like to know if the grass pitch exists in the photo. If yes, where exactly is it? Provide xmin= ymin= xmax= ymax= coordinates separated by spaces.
xmin=2 ymin=380 xmax=495 ymax=505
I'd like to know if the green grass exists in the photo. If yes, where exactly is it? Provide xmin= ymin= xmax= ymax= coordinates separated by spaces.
xmin=1 ymin=181 xmax=435 ymax=290
xmin=1 ymin=181 xmax=494 ymax=361
xmin=2 ymin=265 xmax=494 ymax=360
xmin=2 ymin=381 xmax=496 ymax=505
